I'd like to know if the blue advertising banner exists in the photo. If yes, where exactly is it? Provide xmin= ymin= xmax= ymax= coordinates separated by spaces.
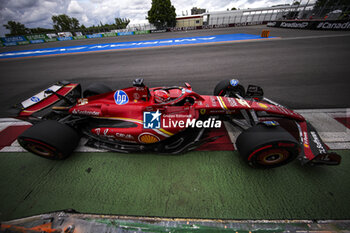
xmin=86 ymin=34 xmax=103 ymax=39
xmin=117 ymin=31 xmax=134 ymax=36
xmin=57 ymin=37 xmax=73 ymax=41
xmin=3 ymin=42 xmax=18 ymax=46
xmin=30 ymin=39 xmax=45 ymax=44
xmin=1 ymin=36 xmax=27 ymax=43
xmin=0 ymin=33 xmax=276 ymax=59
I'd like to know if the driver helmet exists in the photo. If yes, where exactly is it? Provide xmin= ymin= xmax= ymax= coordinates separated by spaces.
xmin=154 ymin=90 xmax=170 ymax=103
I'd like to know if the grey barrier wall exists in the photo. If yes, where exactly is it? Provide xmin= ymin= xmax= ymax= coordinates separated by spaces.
xmin=267 ymin=20 xmax=350 ymax=30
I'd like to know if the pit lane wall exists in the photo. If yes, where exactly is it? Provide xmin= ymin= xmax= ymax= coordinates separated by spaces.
xmin=267 ymin=20 xmax=350 ymax=30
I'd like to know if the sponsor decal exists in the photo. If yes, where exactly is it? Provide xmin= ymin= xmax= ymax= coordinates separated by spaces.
xmin=258 ymin=103 xmax=268 ymax=109
xmin=227 ymin=98 xmax=237 ymax=107
xmin=134 ymin=30 xmax=150 ymax=35
xmin=143 ymin=110 xmax=221 ymax=129
xmin=262 ymin=121 xmax=278 ymax=126
xmin=104 ymin=32 xmax=117 ymax=37
xmin=280 ymin=22 xmax=308 ymax=29
xmin=103 ymin=129 xmax=109 ymax=136
xmin=116 ymin=132 xmax=134 ymax=139
xmin=310 ymin=131 xmax=326 ymax=154
xmin=267 ymin=22 xmax=277 ymax=27
xmin=230 ymin=79 xmax=239 ymax=87
xmin=45 ymin=38 xmax=57 ymax=42
xmin=145 ymin=106 xmax=153 ymax=111
xmin=30 ymin=39 xmax=45 ymax=44
xmin=236 ymin=98 xmax=250 ymax=108
xmin=3 ymin=42 xmax=17 ymax=46
xmin=30 ymin=96 xmax=40 ymax=103
xmin=138 ymin=133 xmax=160 ymax=144
xmin=317 ymin=21 xmax=350 ymax=30
xmin=18 ymin=41 xmax=30 ymax=45
xmin=1 ymin=36 xmax=26 ymax=43
xmin=57 ymin=37 xmax=73 ymax=41
xmin=118 ymin=31 xmax=134 ymax=36
xmin=74 ymin=35 xmax=86 ymax=40
xmin=114 ymin=90 xmax=129 ymax=105
xmin=210 ymin=96 xmax=218 ymax=107
xmin=95 ymin=128 xmax=101 ymax=135
xmin=72 ymin=109 xmax=100 ymax=116
xmin=86 ymin=34 xmax=103 ymax=39
xmin=77 ymin=98 xmax=88 ymax=105
xmin=163 ymin=117 xmax=221 ymax=128
xmin=303 ymin=132 xmax=309 ymax=148
xmin=143 ymin=110 xmax=161 ymax=129
xmin=133 ymin=93 xmax=140 ymax=100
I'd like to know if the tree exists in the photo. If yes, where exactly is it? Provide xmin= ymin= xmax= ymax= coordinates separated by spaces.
xmin=3 ymin=21 xmax=29 ymax=36
xmin=115 ymin=18 xmax=130 ymax=29
xmin=313 ymin=0 xmax=350 ymax=17
xmin=29 ymin=27 xmax=56 ymax=34
xmin=147 ymin=0 xmax=176 ymax=29
xmin=191 ymin=7 xmax=206 ymax=15
xmin=293 ymin=1 xmax=300 ymax=5
xmin=231 ymin=7 xmax=237 ymax=10
xmin=52 ymin=14 xmax=80 ymax=31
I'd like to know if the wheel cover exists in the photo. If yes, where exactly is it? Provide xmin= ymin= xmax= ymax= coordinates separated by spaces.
xmin=257 ymin=148 xmax=290 ymax=165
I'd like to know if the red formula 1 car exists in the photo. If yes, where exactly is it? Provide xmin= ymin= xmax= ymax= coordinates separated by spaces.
xmin=14 ymin=79 xmax=341 ymax=168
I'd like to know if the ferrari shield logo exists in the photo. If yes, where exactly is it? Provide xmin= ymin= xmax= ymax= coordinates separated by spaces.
xmin=200 ymin=109 xmax=206 ymax=115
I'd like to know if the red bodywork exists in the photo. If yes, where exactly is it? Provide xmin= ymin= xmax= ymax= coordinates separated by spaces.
xmin=16 ymin=81 xmax=340 ymax=165
xmin=67 ymin=84 xmax=305 ymax=145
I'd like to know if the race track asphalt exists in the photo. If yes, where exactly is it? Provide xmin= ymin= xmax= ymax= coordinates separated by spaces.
xmin=0 ymin=25 xmax=350 ymax=117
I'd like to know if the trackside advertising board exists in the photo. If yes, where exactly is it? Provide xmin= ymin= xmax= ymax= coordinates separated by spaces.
xmin=26 ymin=34 xmax=46 ymax=40
xmin=1 ymin=36 xmax=27 ymax=43
xmin=86 ymin=34 xmax=103 ymax=39
xmin=267 ymin=20 xmax=350 ymax=30
xmin=134 ymin=30 xmax=151 ymax=35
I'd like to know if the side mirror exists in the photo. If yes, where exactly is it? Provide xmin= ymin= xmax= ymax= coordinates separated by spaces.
xmin=133 ymin=78 xmax=145 ymax=87
xmin=184 ymin=82 xmax=192 ymax=90
xmin=246 ymin=85 xmax=264 ymax=100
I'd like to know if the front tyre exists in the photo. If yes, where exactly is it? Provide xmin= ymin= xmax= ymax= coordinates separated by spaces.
xmin=18 ymin=120 xmax=80 ymax=160
xmin=236 ymin=124 xmax=299 ymax=168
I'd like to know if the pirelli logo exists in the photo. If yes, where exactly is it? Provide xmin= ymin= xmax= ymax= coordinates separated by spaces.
xmin=261 ymin=30 xmax=270 ymax=38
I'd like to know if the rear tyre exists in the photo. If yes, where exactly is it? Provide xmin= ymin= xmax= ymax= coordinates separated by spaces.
xmin=18 ymin=120 xmax=80 ymax=160
xmin=83 ymin=83 xmax=113 ymax=97
xmin=236 ymin=124 xmax=299 ymax=168
xmin=214 ymin=79 xmax=245 ymax=97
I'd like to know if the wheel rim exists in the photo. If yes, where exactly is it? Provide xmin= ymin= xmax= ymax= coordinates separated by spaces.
xmin=27 ymin=143 xmax=54 ymax=157
xmin=257 ymin=148 xmax=290 ymax=165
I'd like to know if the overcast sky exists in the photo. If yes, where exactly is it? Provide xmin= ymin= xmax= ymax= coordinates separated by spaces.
xmin=0 ymin=0 xmax=313 ymax=37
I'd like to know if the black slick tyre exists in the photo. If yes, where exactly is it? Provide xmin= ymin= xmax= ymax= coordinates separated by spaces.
xmin=18 ymin=120 xmax=80 ymax=160
xmin=214 ymin=79 xmax=245 ymax=97
xmin=83 ymin=83 xmax=113 ymax=97
xmin=236 ymin=124 xmax=299 ymax=168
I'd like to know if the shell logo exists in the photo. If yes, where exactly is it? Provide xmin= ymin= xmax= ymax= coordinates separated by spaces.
xmin=304 ymin=144 xmax=310 ymax=148
xmin=138 ymin=133 xmax=160 ymax=144
xmin=258 ymin=103 xmax=268 ymax=109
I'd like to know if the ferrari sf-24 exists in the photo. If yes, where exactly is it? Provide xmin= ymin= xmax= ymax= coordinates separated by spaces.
xmin=14 ymin=79 xmax=341 ymax=168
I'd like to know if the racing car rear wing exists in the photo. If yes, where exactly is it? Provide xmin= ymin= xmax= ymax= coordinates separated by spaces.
xmin=15 ymin=81 xmax=81 ymax=118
